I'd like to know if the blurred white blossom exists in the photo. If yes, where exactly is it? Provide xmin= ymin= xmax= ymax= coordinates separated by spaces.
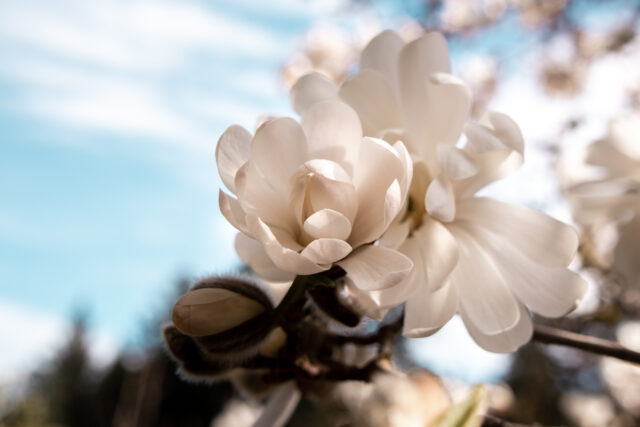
xmin=292 ymin=30 xmax=587 ymax=352
xmin=565 ymin=113 xmax=640 ymax=285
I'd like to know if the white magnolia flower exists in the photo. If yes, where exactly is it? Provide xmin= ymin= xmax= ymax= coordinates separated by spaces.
xmin=217 ymin=99 xmax=413 ymax=292
xmin=565 ymin=113 xmax=640 ymax=286
xmin=292 ymin=30 xmax=587 ymax=352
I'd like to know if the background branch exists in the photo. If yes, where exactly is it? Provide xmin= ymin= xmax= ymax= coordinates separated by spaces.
xmin=532 ymin=324 xmax=640 ymax=365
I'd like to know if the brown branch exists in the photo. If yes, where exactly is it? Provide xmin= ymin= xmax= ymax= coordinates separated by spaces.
xmin=532 ymin=324 xmax=640 ymax=365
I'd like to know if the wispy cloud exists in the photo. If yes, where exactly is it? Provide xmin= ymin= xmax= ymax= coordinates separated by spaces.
xmin=0 ymin=0 xmax=306 ymax=148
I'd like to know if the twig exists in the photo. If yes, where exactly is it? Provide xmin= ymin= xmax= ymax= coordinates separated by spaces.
xmin=532 ymin=324 xmax=640 ymax=365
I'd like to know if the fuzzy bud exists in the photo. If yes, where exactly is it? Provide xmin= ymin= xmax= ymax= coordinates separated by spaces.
xmin=170 ymin=276 xmax=276 ymax=361
xmin=173 ymin=287 xmax=266 ymax=336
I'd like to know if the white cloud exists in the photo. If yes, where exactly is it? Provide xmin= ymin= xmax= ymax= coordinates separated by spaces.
xmin=0 ymin=0 xmax=287 ymax=70
xmin=0 ymin=0 xmax=304 ymax=149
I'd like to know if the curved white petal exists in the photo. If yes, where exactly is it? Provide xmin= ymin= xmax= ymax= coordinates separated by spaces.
xmin=407 ymin=215 xmax=459 ymax=292
xmin=216 ymin=124 xmax=251 ymax=193
xmin=465 ymin=122 xmax=506 ymax=153
xmin=247 ymin=214 xmax=326 ymax=275
xmin=290 ymin=72 xmax=339 ymax=115
xmin=234 ymin=233 xmax=295 ymax=282
xmin=235 ymin=161 xmax=296 ymax=232
xmin=403 ymin=281 xmax=457 ymax=338
xmin=449 ymin=225 xmax=521 ymax=335
xmin=425 ymin=175 xmax=456 ymax=223
xmin=339 ymin=70 xmax=403 ymax=137
xmin=422 ymin=73 xmax=471 ymax=147
xmin=337 ymin=245 xmax=413 ymax=292
xmin=457 ymin=112 xmax=525 ymax=196
xmin=479 ymin=111 xmax=524 ymax=154
xmin=219 ymin=190 xmax=248 ymax=234
xmin=460 ymin=303 xmax=533 ymax=353
xmin=383 ymin=179 xmax=403 ymax=229
xmin=350 ymin=138 xmax=406 ymax=246
xmin=251 ymin=117 xmax=308 ymax=195
xmin=397 ymin=32 xmax=451 ymax=159
xmin=456 ymin=148 xmax=523 ymax=197
xmin=456 ymin=197 xmax=579 ymax=268
xmin=437 ymin=144 xmax=478 ymax=180
xmin=303 ymin=209 xmax=352 ymax=241
xmin=300 ymin=238 xmax=352 ymax=266
xmin=377 ymin=219 xmax=411 ymax=250
xmin=463 ymin=223 xmax=587 ymax=317
xmin=300 ymin=100 xmax=362 ymax=173
xmin=360 ymin=30 xmax=405 ymax=89
xmin=393 ymin=140 xmax=413 ymax=199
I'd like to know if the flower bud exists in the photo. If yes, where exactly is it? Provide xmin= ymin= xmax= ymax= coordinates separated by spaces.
xmin=173 ymin=287 xmax=266 ymax=337
xmin=162 ymin=325 xmax=231 ymax=381
xmin=171 ymin=276 xmax=276 ymax=360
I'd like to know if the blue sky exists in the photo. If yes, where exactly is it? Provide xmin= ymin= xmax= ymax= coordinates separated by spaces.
xmin=1 ymin=0 xmax=638 ymax=384
xmin=0 ymin=0 xmax=335 ymax=344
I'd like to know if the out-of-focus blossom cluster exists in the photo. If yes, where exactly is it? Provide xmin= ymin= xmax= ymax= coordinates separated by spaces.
xmin=565 ymin=113 xmax=640 ymax=288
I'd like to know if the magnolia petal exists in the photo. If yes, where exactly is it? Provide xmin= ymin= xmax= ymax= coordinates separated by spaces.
xmin=301 ymin=100 xmax=362 ymax=173
xmin=423 ymin=73 xmax=471 ymax=147
xmin=255 ymin=114 xmax=278 ymax=131
xmin=298 ymin=158 xmax=351 ymax=183
xmin=425 ymin=175 xmax=456 ymax=223
xmin=290 ymin=73 xmax=339 ymax=115
xmin=410 ymin=216 xmax=459 ymax=291
xmin=216 ymin=124 xmax=252 ymax=193
xmin=360 ymin=30 xmax=405 ymax=88
xmin=247 ymin=214 xmax=326 ymax=275
xmin=300 ymin=238 xmax=352 ymax=266
xmin=235 ymin=161 xmax=295 ymax=232
xmin=377 ymin=219 xmax=411 ymax=250
xmin=403 ymin=281 xmax=457 ymax=338
xmin=384 ymin=179 xmax=403 ymax=229
xmin=460 ymin=303 xmax=533 ymax=353
xmin=437 ymin=144 xmax=478 ymax=180
xmin=479 ymin=111 xmax=524 ymax=154
xmin=393 ymin=140 xmax=413 ymax=199
xmin=449 ymin=225 xmax=521 ymax=335
xmin=463 ymin=223 xmax=587 ymax=317
xmin=303 ymin=209 xmax=352 ymax=241
xmin=254 ymin=381 xmax=301 ymax=427
xmin=456 ymin=197 xmax=579 ymax=268
xmin=307 ymin=174 xmax=358 ymax=223
xmin=398 ymin=32 xmax=451 ymax=153
xmin=465 ymin=122 xmax=507 ymax=153
xmin=234 ymin=233 xmax=294 ymax=282
xmin=219 ymin=190 xmax=248 ymax=234
xmin=337 ymin=245 xmax=413 ymax=292
xmin=457 ymin=112 xmax=525 ymax=196
xmin=350 ymin=138 xmax=405 ymax=246
xmin=252 ymin=117 xmax=308 ymax=194
xmin=455 ymin=148 xmax=523 ymax=198
xmin=339 ymin=70 xmax=403 ymax=136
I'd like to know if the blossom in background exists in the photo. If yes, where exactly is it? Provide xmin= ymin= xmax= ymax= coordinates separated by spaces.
xmin=564 ymin=113 xmax=640 ymax=286
xmin=217 ymin=99 xmax=413 ymax=292
xmin=292 ymin=30 xmax=587 ymax=352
